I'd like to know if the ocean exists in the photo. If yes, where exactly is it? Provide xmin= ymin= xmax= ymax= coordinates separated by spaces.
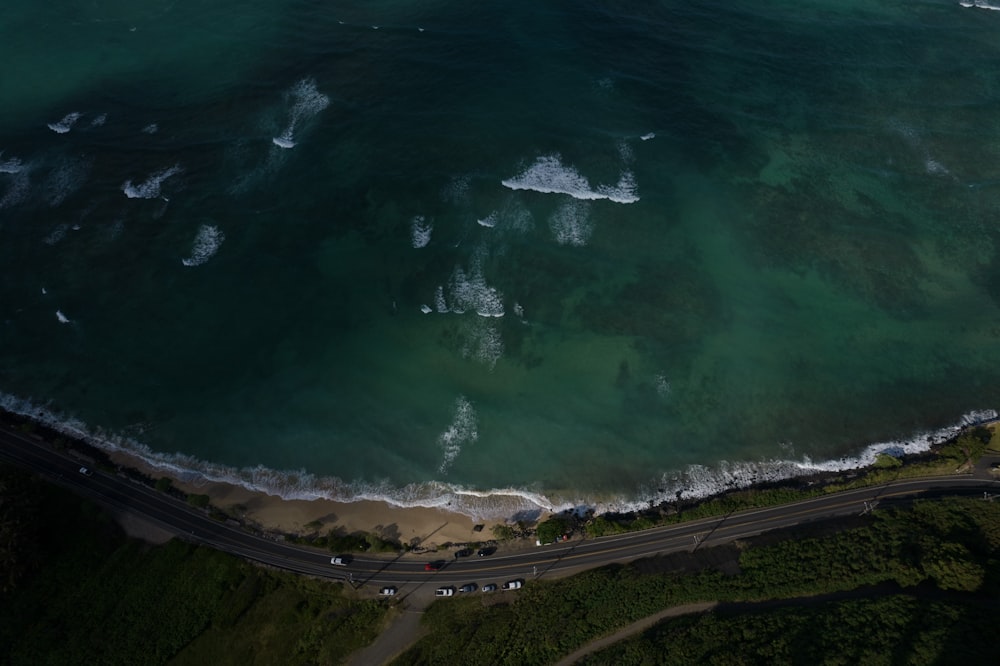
xmin=3 ymin=0 xmax=1000 ymax=519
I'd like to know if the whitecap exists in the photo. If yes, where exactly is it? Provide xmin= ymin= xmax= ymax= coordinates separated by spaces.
xmin=47 ymin=112 xmax=82 ymax=134
xmin=0 ymin=153 xmax=23 ymax=174
xmin=420 ymin=304 xmax=433 ymax=314
xmin=410 ymin=215 xmax=432 ymax=248
xmin=477 ymin=212 xmax=498 ymax=228
xmin=181 ymin=225 xmax=225 ymax=267
xmin=446 ymin=265 xmax=504 ymax=317
xmin=89 ymin=113 xmax=107 ymax=128
xmin=55 ymin=310 xmax=71 ymax=324
xmin=142 ymin=123 xmax=159 ymax=134
xmin=501 ymin=154 xmax=640 ymax=203
xmin=640 ymin=132 xmax=655 ymax=141
xmin=960 ymin=1 xmax=1000 ymax=9
xmin=437 ymin=396 xmax=478 ymax=474
xmin=122 ymin=164 xmax=182 ymax=199
xmin=272 ymin=78 xmax=330 ymax=149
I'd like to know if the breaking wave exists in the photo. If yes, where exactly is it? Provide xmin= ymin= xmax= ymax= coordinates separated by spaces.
xmin=0 ymin=391 xmax=994 ymax=522
xmin=47 ymin=112 xmax=82 ymax=134
xmin=502 ymin=154 xmax=639 ymax=204
xmin=122 ymin=165 xmax=182 ymax=199
xmin=272 ymin=78 xmax=330 ymax=148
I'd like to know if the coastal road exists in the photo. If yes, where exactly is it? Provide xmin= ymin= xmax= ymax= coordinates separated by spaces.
xmin=3 ymin=422 xmax=999 ymax=592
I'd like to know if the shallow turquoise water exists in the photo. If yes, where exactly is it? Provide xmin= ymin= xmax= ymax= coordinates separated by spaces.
xmin=3 ymin=1 xmax=1000 ymax=514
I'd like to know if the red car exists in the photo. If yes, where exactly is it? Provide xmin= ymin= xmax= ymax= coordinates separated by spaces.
xmin=424 ymin=561 xmax=443 ymax=571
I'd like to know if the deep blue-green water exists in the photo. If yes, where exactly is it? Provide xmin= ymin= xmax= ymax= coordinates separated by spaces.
xmin=3 ymin=1 xmax=1000 ymax=517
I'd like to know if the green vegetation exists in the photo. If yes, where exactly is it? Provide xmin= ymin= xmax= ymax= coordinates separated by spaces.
xmin=580 ymin=596 xmax=997 ymax=665
xmin=536 ymin=514 xmax=574 ymax=544
xmin=186 ymin=493 xmax=211 ymax=509
xmin=155 ymin=476 xmax=173 ymax=492
xmin=395 ymin=498 xmax=1000 ymax=665
xmin=582 ymin=425 xmax=997 ymax=538
xmin=0 ymin=465 xmax=388 ymax=666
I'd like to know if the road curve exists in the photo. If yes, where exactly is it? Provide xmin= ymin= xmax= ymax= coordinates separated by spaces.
xmin=3 ymin=422 xmax=998 ymax=592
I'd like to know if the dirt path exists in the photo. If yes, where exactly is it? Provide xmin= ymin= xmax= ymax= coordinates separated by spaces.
xmin=552 ymin=601 xmax=718 ymax=666
xmin=347 ymin=601 xmax=429 ymax=666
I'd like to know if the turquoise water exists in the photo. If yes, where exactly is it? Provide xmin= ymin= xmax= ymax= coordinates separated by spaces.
xmin=3 ymin=1 xmax=1000 ymax=515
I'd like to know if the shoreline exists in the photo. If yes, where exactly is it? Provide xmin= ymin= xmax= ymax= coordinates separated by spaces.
xmin=1 ymin=398 xmax=996 ymax=548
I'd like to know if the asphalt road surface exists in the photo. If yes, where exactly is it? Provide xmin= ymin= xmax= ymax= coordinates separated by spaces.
xmin=3 ymin=421 xmax=998 ymax=594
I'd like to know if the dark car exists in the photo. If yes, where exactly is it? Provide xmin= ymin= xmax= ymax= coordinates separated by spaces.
xmin=477 ymin=547 xmax=496 ymax=557
xmin=458 ymin=583 xmax=477 ymax=593
xmin=481 ymin=584 xmax=497 ymax=593
xmin=425 ymin=561 xmax=444 ymax=571
xmin=454 ymin=548 xmax=473 ymax=559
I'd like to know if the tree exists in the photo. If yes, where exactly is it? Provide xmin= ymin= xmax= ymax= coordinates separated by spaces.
xmin=536 ymin=515 xmax=573 ymax=544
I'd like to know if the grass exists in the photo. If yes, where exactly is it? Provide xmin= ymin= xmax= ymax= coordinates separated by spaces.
xmin=0 ymin=468 xmax=388 ymax=666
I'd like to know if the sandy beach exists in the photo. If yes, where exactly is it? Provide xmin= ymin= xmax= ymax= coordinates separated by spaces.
xmin=105 ymin=449 xmax=501 ymax=548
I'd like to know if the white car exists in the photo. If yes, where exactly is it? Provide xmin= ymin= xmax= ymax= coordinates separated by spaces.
xmin=435 ymin=587 xmax=455 ymax=597
xmin=330 ymin=555 xmax=349 ymax=566
xmin=501 ymin=580 xmax=523 ymax=590
xmin=379 ymin=587 xmax=397 ymax=596
xmin=78 ymin=466 xmax=93 ymax=476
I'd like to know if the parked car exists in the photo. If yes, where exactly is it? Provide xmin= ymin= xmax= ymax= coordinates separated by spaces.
xmin=458 ymin=583 xmax=477 ymax=593
xmin=424 ymin=561 xmax=444 ymax=571
xmin=379 ymin=587 xmax=397 ymax=596
xmin=330 ymin=555 xmax=350 ymax=566
xmin=78 ymin=466 xmax=93 ymax=476
xmin=435 ymin=587 xmax=455 ymax=597
xmin=501 ymin=580 xmax=523 ymax=590
xmin=454 ymin=548 xmax=473 ymax=558
xmin=477 ymin=547 xmax=496 ymax=557
xmin=481 ymin=584 xmax=498 ymax=593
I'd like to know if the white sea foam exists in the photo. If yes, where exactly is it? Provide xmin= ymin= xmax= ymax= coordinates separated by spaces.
xmin=445 ymin=265 xmax=505 ymax=317
xmin=272 ymin=78 xmax=330 ymax=149
xmin=47 ymin=112 xmax=82 ymax=134
xmin=460 ymin=317 xmax=504 ymax=369
xmin=654 ymin=374 xmax=672 ymax=399
xmin=960 ymin=1 xmax=1000 ymax=10
xmin=44 ymin=157 xmax=92 ymax=207
xmin=142 ymin=123 xmax=159 ymax=134
xmin=410 ymin=215 xmax=432 ymax=248
xmin=0 ymin=169 xmax=31 ymax=209
xmin=181 ymin=225 xmax=225 ymax=267
xmin=624 ymin=408 xmax=1000 ymax=514
xmin=513 ymin=302 xmax=524 ymax=318
xmin=1 ymin=392 xmax=993 ymax=523
xmin=434 ymin=285 xmax=448 ymax=313
xmin=420 ymin=304 xmax=433 ymax=314
xmin=55 ymin=310 xmax=71 ymax=324
xmin=89 ymin=113 xmax=107 ymax=128
xmin=502 ymin=154 xmax=640 ymax=204
xmin=122 ymin=164 xmax=182 ymax=199
xmin=617 ymin=140 xmax=634 ymax=164
xmin=640 ymin=132 xmax=656 ymax=141
xmin=0 ymin=153 xmax=23 ymax=174
xmin=477 ymin=212 xmax=498 ymax=228
xmin=549 ymin=199 xmax=593 ymax=247
xmin=437 ymin=396 xmax=478 ymax=474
